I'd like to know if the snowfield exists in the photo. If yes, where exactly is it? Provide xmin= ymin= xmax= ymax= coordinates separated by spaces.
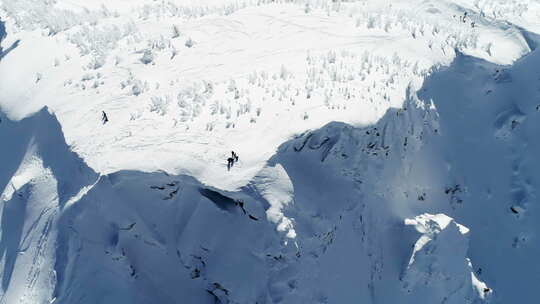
xmin=1 ymin=0 xmax=540 ymax=303
xmin=1 ymin=0 xmax=534 ymax=189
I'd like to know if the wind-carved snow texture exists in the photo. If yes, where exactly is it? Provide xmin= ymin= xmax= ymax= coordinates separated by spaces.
xmin=2 ymin=1 xmax=540 ymax=303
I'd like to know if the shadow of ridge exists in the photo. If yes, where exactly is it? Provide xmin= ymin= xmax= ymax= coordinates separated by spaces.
xmin=512 ymin=24 xmax=540 ymax=52
xmin=0 ymin=19 xmax=20 ymax=61
xmin=0 ymin=110 xmax=32 ymax=206
xmin=0 ymin=184 xmax=30 ymax=292
xmin=1 ymin=107 xmax=98 ymax=208
xmin=26 ymin=107 xmax=98 ymax=208
xmin=0 ymin=107 xmax=99 ymax=297
xmin=0 ymin=19 xmax=5 ymax=41
xmin=198 ymin=187 xmax=240 ymax=212
xmin=51 ymin=168 xmax=257 ymax=302
xmin=409 ymin=48 xmax=540 ymax=304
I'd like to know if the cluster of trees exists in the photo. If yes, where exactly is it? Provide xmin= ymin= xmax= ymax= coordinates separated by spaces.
xmin=68 ymin=22 xmax=140 ymax=70
xmin=137 ymin=46 xmax=427 ymax=132
xmin=353 ymin=6 xmax=485 ymax=55
xmin=2 ymin=0 xmax=114 ymax=35
xmin=473 ymin=0 xmax=529 ymax=19
xmin=134 ymin=0 xmax=358 ymax=20
xmin=305 ymin=50 xmax=425 ymax=110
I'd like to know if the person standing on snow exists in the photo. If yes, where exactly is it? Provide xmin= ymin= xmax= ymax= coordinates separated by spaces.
xmin=227 ymin=157 xmax=234 ymax=171
xmin=227 ymin=151 xmax=239 ymax=171
xmin=101 ymin=111 xmax=109 ymax=124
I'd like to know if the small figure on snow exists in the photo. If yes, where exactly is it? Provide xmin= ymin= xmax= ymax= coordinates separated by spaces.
xmin=227 ymin=151 xmax=239 ymax=171
xmin=101 ymin=111 xmax=109 ymax=124
xmin=227 ymin=157 xmax=234 ymax=171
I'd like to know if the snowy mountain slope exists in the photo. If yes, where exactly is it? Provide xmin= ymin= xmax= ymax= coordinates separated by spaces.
xmin=0 ymin=100 xmax=488 ymax=304
xmin=416 ymin=46 xmax=540 ymax=304
xmin=2 ymin=0 xmax=540 ymax=303
xmin=0 ymin=108 xmax=97 ymax=303
xmin=0 ymin=0 xmax=536 ymax=189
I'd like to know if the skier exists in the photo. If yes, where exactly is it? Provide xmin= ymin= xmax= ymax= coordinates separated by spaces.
xmin=101 ymin=111 xmax=109 ymax=124
xmin=227 ymin=157 xmax=234 ymax=171
xmin=232 ymin=151 xmax=239 ymax=162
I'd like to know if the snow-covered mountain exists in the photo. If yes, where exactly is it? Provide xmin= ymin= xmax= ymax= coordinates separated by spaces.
xmin=1 ymin=0 xmax=540 ymax=303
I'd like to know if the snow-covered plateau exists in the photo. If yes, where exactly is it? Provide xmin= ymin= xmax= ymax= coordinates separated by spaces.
xmin=1 ymin=0 xmax=540 ymax=303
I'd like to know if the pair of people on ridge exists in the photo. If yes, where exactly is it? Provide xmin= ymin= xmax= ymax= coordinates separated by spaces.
xmin=227 ymin=151 xmax=239 ymax=171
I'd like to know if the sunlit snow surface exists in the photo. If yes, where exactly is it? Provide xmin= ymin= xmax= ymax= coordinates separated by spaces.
xmin=1 ymin=0 xmax=536 ymax=188
xmin=1 ymin=0 xmax=540 ymax=303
